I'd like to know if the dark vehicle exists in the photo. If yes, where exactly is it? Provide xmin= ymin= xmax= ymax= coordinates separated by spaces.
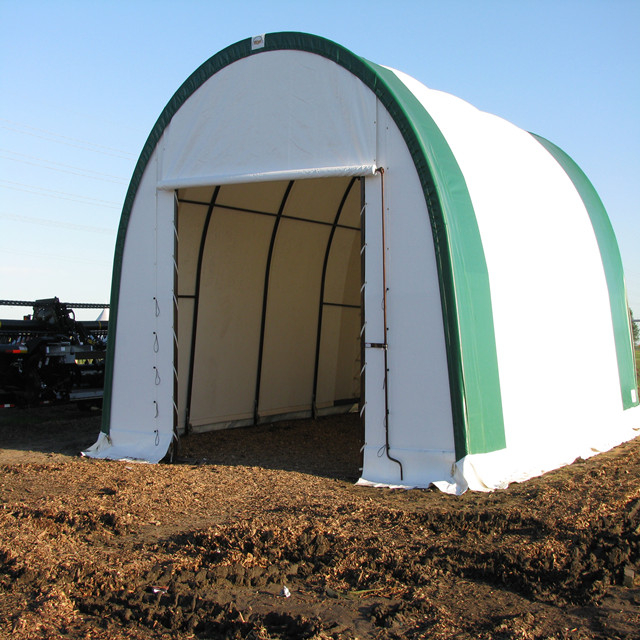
xmin=0 ymin=298 xmax=108 ymax=407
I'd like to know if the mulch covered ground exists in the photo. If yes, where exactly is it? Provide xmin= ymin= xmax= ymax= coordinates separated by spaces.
xmin=0 ymin=405 xmax=639 ymax=639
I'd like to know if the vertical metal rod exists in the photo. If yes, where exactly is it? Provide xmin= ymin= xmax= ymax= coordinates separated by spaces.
xmin=253 ymin=180 xmax=295 ymax=424
xmin=377 ymin=168 xmax=404 ymax=480
xmin=184 ymin=186 xmax=220 ymax=432
xmin=311 ymin=177 xmax=358 ymax=417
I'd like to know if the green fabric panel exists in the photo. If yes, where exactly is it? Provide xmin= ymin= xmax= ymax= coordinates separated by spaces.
xmin=531 ymin=134 xmax=638 ymax=410
xmin=102 ymin=32 xmax=508 ymax=456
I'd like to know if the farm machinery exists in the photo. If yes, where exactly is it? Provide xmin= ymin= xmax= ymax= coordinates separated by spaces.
xmin=0 ymin=298 xmax=108 ymax=407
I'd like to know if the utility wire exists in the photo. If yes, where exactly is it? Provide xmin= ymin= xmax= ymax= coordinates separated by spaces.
xmin=0 ymin=180 xmax=121 ymax=208
xmin=0 ymin=149 xmax=128 ymax=184
xmin=0 ymin=212 xmax=116 ymax=235
xmin=0 ymin=118 xmax=136 ymax=160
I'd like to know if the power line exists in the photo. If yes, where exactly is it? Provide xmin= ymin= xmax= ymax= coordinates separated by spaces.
xmin=0 ymin=149 xmax=128 ymax=184
xmin=0 ymin=118 xmax=136 ymax=160
xmin=0 ymin=180 xmax=121 ymax=208
xmin=0 ymin=212 xmax=116 ymax=235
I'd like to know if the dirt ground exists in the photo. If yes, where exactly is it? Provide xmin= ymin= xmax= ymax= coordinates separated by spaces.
xmin=0 ymin=405 xmax=639 ymax=639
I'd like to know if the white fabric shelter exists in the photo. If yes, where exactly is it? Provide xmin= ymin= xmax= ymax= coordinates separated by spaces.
xmin=85 ymin=33 xmax=640 ymax=493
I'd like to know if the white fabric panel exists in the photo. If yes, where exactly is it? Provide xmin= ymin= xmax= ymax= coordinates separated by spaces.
xmin=361 ymin=346 xmax=390 ymax=480
xmin=359 ymin=447 xmax=458 ymax=490
xmin=154 ymin=188 xmax=178 ymax=438
xmin=393 ymin=69 xmax=633 ymax=488
xmin=446 ymin=405 xmax=640 ymax=493
xmin=339 ymin=185 xmax=362 ymax=229
xmin=360 ymin=102 xmax=456 ymax=487
xmin=286 ymin=177 xmax=353 ymax=225
xmin=190 ymin=203 xmax=275 ymax=426
xmin=83 ymin=430 xmax=171 ymax=464
xmin=160 ymin=51 xmax=377 ymax=186
xmin=362 ymin=171 xmax=386 ymax=470
xmin=177 ymin=199 xmax=209 ymax=296
xmin=177 ymin=185 xmax=215 ymax=202
xmin=316 ymin=198 xmax=362 ymax=407
xmin=259 ymin=217 xmax=329 ymax=415
xmin=176 ymin=199 xmax=206 ymax=432
xmin=106 ymin=151 xmax=174 ymax=460
xmin=175 ymin=197 xmax=208 ymax=431
xmin=378 ymin=104 xmax=455 ymax=455
xmin=363 ymin=172 xmax=385 ymax=345
xmin=316 ymin=306 xmax=360 ymax=406
xmin=216 ymin=180 xmax=292 ymax=215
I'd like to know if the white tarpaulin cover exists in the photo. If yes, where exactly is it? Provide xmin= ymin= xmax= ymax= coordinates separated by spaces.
xmin=86 ymin=32 xmax=640 ymax=493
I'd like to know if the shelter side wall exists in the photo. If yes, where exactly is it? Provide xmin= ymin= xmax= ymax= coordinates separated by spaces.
xmin=371 ymin=63 xmax=506 ymax=459
xmin=108 ymin=152 xmax=174 ymax=458
xmin=397 ymin=74 xmax=624 ymax=462
xmin=361 ymin=103 xmax=456 ymax=487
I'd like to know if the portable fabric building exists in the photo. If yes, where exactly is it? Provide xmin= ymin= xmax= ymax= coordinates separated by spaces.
xmin=85 ymin=32 xmax=640 ymax=493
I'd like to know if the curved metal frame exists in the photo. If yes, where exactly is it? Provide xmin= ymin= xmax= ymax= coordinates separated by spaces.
xmin=311 ymin=177 xmax=359 ymax=417
xmin=183 ymin=186 xmax=220 ymax=432
xmin=253 ymin=181 xmax=295 ymax=423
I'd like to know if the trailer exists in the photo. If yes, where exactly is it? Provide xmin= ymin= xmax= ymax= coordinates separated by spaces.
xmin=0 ymin=298 xmax=108 ymax=407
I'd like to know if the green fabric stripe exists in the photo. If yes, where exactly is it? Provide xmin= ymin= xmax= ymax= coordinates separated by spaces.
xmin=531 ymin=134 xmax=638 ymax=410
xmin=102 ymin=32 xmax=508 ymax=456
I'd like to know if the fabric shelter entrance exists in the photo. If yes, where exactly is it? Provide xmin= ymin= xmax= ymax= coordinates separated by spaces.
xmin=85 ymin=32 xmax=640 ymax=493
xmin=177 ymin=177 xmax=363 ymax=433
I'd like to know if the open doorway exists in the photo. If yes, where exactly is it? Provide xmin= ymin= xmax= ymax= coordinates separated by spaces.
xmin=174 ymin=176 xmax=364 ymax=472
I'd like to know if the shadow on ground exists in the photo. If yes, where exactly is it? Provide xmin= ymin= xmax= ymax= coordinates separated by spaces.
xmin=0 ymin=404 xmax=364 ymax=480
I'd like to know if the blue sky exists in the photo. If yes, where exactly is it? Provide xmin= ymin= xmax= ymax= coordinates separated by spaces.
xmin=1 ymin=0 xmax=639 ymax=320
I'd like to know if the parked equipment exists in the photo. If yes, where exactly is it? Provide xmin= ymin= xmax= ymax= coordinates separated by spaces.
xmin=0 ymin=298 xmax=108 ymax=407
